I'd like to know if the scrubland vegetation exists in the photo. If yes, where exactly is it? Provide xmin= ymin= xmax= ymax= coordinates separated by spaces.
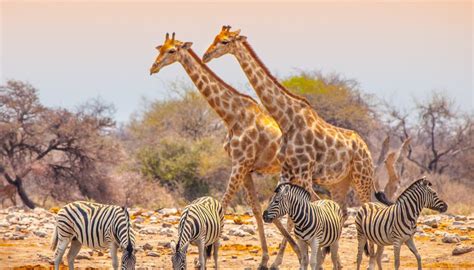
xmin=1 ymin=72 xmax=472 ymax=213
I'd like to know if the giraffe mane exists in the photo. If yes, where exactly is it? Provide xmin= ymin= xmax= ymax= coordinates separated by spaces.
xmin=241 ymin=41 xmax=313 ymax=108
xmin=187 ymin=48 xmax=260 ymax=105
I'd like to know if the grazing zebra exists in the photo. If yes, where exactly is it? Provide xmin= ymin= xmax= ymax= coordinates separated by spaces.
xmin=51 ymin=201 xmax=136 ymax=270
xmin=263 ymin=183 xmax=344 ymax=270
xmin=170 ymin=196 xmax=224 ymax=270
xmin=356 ymin=177 xmax=448 ymax=270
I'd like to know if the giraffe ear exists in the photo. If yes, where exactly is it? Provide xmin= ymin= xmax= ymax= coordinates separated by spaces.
xmin=181 ymin=42 xmax=193 ymax=49
xmin=237 ymin=35 xmax=247 ymax=41
xmin=155 ymin=45 xmax=162 ymax=50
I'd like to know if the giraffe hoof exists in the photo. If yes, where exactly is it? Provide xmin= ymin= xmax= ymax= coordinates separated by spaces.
xmin=258 ymin=267 xmax=269 ymax=270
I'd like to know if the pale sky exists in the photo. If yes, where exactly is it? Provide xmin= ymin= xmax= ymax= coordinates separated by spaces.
xmin=1 ymin=1 xmax=472 ymax=122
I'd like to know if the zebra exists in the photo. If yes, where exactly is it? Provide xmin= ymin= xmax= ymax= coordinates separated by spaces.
xmin=355 ymin=177 xmax=448 ymax=270
xmin=263 ymin=183 xmax=344 ymax=270
xmin=170 ymin=196 xmax=224 ymax=270
xmin=51 ymin=201 xmax=136 ymax=270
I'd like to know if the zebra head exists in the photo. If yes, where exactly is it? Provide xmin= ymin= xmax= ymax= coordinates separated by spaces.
xmin=170 ymin=240 xmax=187 ymax=270
xmin=419 ymin=178 xmax=448 ymax=213
xmin=262 ymin=183 xmax=294 ymax=223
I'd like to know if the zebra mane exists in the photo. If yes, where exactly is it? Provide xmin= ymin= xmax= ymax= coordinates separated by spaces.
xmin=176 ymin=208 xmax=190 ymax=252
xmin=396 ymin=177 xmax=430 ymax=202
xmin=275 ymin=183 xmax=311 ymax=200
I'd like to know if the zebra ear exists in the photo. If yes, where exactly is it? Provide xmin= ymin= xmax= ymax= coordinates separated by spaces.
xmin=170 ymin=240 xmax=177 ymax=254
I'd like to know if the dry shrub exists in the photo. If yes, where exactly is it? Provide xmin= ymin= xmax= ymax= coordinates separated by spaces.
xmin=113 ymin=170 xmax=179 ymax=209
xmin=428 ymin=174 xmax=474 ymax=215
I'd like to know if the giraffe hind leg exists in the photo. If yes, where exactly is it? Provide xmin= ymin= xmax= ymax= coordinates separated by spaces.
xmin=243 ymin=173 xmax=269 ymax=270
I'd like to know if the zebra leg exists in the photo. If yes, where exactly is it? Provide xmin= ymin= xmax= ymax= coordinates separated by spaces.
xmin=271 ymin=218 xmax=294 ymax=269
xmin=375 ymin=245 xmax=384 ymax=270
xmin=66 ymin=238 xmax=81 ymax=270
xmin=297 ymin=238 xmax=309 ymax=270
xmin=110 ymin=243 xmax=119 ymax=270
xmin=356 ymin=236 xmax=367 ymax=270
xmin=53 ymin=238 xmax=70 ymax=270
xmin=308 ymin=238 xmax=319 ymax=270
xmin=330 ymin=242 xmax=340 ymax=270
xmin=368 ymin=241 xmax=376 ymax=270
xmin=243 ymin=173 xmax=269 ymax=270
xmin=393 ymin=242 xmax=402 ymax=270
xmin=213 ymin=240 xmax=220 ymax=270
xmin=405 ymin=238 xmax=422 ymax=270
xmin=197 ymin=237 xmax=206 ymax=270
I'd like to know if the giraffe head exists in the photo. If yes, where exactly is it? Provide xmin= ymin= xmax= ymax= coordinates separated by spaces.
xmin=202 ymin=25 xmax=246 ymax=63
xmin=149 ymin=32 xmax=193 ymax=75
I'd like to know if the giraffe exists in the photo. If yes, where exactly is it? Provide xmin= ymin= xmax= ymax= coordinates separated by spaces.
xmin=203 ymin=26 xmax=377 ymax=268
xmin=149 ymin=33 xmax=301 ymax=269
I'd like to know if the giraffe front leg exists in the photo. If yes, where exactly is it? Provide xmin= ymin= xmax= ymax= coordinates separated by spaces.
xmin=243 ymin=173 xmax=269 ymax=270
xmin=221 ymin=163 xmax=249 ymax=212
xmin=270 ymin=218 xmax=293 ymax=269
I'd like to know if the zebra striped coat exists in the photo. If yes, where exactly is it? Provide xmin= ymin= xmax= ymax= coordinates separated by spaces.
xmin=263 ymin=183 xmax=344 ymax=270
xmin=171 ymin=196 xmax=224 ymax=270
xmin=52 ymin=201 xmax=136 ymax=270
xmin=355 ymin=177 xmax=447 ymax=270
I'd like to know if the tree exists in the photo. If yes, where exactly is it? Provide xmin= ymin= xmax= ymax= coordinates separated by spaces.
xmin=282 ymin=71 xmax=380 ymax=140
xmin=0 ymin=80 xmax=119 ymax=208
xmin=386 ymin=92 xmax=473 ymax=175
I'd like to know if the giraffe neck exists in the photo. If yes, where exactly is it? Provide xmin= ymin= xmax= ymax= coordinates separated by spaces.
xmin=232 ymin=41 xmax=312 ymax=132
xmin=180 ymin=49 xmax=250 ymax=128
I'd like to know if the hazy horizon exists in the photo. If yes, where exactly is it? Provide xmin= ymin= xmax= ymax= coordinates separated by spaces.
xmin=1 ymin=1 xmax=472 ymax=122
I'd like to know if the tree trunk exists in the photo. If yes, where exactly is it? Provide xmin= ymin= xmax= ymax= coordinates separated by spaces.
xmin=11 ymin=177 xmax=36 ymax=209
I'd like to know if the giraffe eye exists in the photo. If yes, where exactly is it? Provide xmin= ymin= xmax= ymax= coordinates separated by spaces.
xmin=168 ymin=49 xmax=176 ymax=54
xmin=221 ymin=40 xmax=229 ymax=45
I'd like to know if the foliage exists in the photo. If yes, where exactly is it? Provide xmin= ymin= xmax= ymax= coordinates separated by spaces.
xmin=282 ymin=71 xmax=380 ymax=139
xmin=0 ymin=80 xmax=119 ymax=208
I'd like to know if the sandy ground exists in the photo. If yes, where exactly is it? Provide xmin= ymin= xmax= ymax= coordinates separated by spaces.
xmin=0 ymin=207 xmax=473 ymax=270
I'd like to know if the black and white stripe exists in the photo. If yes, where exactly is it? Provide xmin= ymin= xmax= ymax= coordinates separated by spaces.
xmin=51 ymin=201 xmax=136 ymax=270
xmin=263 ymin=183 xmax=344 ymax=270
xmin=170 ymin=196 xmax=224 ymax=270
xmin=355 ymin=177 xmax=448 ymax=270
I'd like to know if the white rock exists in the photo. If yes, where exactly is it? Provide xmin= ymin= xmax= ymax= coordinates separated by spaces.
xmin=139 ymin=227 xmax=160 ymax=235
xmin=442 ymin=233 xmax=460 ymax=243
xmin=159 ymin=227 xmax=175 ymax=236
xmin=422 ymin=216 xmax=441 ymax=228
xmin=33 ymin=230 xmax=48 ymax=238
xmin=239 ymin=225 xmax=256 ymax=235
xmin=158 ymin=208 xmax=178 ymax=216
xmin=228 ymin=228 xmax=249 ymax=237
xmin=452 ymin=244 xmax=473 ymax=255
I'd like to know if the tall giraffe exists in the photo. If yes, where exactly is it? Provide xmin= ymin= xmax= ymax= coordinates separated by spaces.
xmin=203 ymin=26 xmax=377 ymax=268
xmin=150 ymin=33 xmax=300 ymax=269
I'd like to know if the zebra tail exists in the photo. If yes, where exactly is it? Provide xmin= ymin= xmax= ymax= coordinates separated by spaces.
xmin=323 ymin=246 xmax=330 ymax=255
xmin=363 ymin=242 xmax=369 ymax=256
xmin=51 ymin=226 xmax=58 ymax=251
xmin=205 ymin=245 xmax=212 ymax=258
xmin=374 ymin=191 xmax=394 ymax=206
